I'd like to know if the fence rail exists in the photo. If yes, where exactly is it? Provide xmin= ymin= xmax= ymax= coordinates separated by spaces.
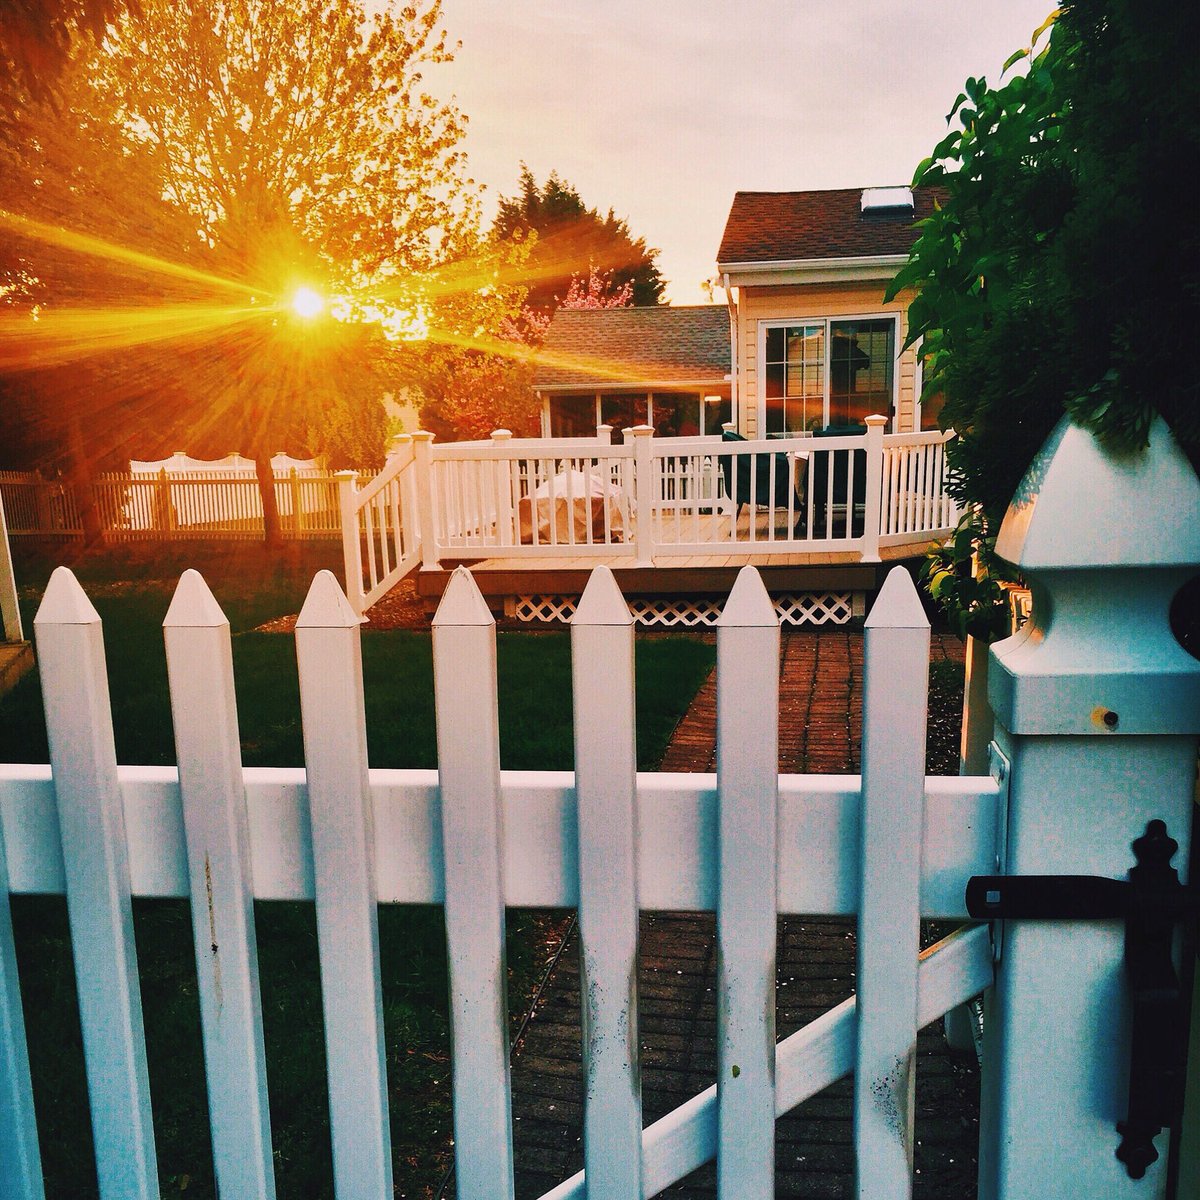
xmin=0 ymin=468 xmax=350 ymax=541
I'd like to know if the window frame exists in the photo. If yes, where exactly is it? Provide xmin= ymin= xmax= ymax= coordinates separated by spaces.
xmin=757 ymin=313 xmax=901 ymax=433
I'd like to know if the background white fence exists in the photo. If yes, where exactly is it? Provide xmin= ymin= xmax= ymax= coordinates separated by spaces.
xmin=0 ymin=467 xmax=352 ymax=541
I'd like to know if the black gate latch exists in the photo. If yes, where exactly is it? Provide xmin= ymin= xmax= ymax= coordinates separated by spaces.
xmin=966 ymin=819 xmax=1198 ymax=1180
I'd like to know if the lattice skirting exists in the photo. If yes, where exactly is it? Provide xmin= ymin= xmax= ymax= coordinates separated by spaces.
xmin=511 ymin=592 xmax=854 ymax=627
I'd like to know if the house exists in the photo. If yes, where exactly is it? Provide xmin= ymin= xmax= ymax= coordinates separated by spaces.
xmin=532 ymin=185 xmax=944 ymax=442
xmin=533 ymin=304 xmax=733 ymax=440
xmin=345 ymin=186 xmax=960 ymax=623
xmin=718 ymin=185 xmax=944 ymax=437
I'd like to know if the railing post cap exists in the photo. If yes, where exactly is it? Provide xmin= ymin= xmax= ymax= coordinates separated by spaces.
xmin=164 ymin=568 xmax=228 ymax=629
xmin=996 ymin=415 xmax=1200 ymax=571
xmin=334 ymin=469 xmax=358 ymax=479
xmin=34 ymin=565 xmax=98 ymax=626
xmin=411 ymin=430 xmax=435 ymax=443
xmin=625 ymin=424 xmax=654 ymax=438
xmin=864 ymin=414 xmax=889 ymax=428
xmin=989 ymin=415 xmax=1200 ymax=735
xmin=388 ymin=433 xmax=413 ymax=449
xmin=490 ymin=428 xmax=512 ymax=441
xmin=297 ymin=569 xmax=364 ymax=629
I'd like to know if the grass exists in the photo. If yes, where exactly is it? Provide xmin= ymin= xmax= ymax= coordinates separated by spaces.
xmin=2 ymin=540 xmax=716 ymax=1198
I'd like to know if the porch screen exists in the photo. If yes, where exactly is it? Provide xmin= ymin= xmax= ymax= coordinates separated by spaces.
xmin=651 ymin=393 xmax=701 ymax=438
xmin=829 ymin=319 xmax=894 ymax=426
xmin=548 ymin=396 xmax=596 ymax=438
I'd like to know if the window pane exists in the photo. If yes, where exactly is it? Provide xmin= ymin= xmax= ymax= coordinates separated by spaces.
xmin=765 ymin=362 xmax=785 ymax=399
xmin=601 ymin=393 xmax=648 ymax=434
xmin=652 ymin=393 xmax=700 ymax=437
xmin=549 ymin=396 xmax=595 ymax=438
xmin=830 ymin=319 xmax=894 ymax=426
xmin=765 ymin=326 xmax=784 ymax=361
xmin=701 ymin=396 xmax=732 ymax=435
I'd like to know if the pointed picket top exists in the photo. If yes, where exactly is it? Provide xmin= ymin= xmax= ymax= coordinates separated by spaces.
xmin=431 ymin=565 xmax=494 ymax=628
xmin=573 ymin=566 xmax=633 ymax=627
xmin=715 ymin=564 xmax=777 ymax=628
xmin=865 ymin=565 xmax=928 ymax=630
xmin=34 ymin=566 xmax=99 ymax=626
xmin=163 ymin=569 xmax=228 ymax=629
xmin=296 ymin=570 xmax=364 ymax=630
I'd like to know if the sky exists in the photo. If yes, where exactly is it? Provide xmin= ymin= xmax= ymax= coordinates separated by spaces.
xmin=434 ymin=0 xmax=1054 ymax=304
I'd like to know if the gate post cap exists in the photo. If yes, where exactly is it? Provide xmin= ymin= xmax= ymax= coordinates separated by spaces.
xmin=996 ymin=416 xmax=1200 ymax=571
xmin=989 ymin=415 xmax=1200 ymax=735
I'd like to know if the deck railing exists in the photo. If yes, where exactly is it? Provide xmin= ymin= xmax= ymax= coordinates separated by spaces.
xmin=342 ymin=421 xmax=960 ymax=612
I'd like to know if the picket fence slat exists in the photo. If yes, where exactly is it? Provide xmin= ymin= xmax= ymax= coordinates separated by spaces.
xmin=33 ymin=569 xmax=160 ymax=1200
xmin=715 ymin=566 xmax=779 ymax=1197
xmin=433 ymin=567 xmax=515 ymax=1200
xmin=295 ymin=572 xmax=395 ymax=1199
xmin=0 ymin=790 xmax=43 ymax=1200
xmin=571 ymin=567 xmax=644 ymax=1198
xmin=163 ymin=572 xmax=277 ymax=1199
xmin=854 ymin=567 xmax=931 ymax=1198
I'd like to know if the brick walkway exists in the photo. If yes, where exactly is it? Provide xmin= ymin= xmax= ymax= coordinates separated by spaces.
xmin=508 ymin=629 xmax=975 ymax=1199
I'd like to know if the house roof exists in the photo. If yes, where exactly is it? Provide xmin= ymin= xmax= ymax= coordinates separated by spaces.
xmin=533 ymin=305 xmax=731 ymax=391
xmin=717 ymin=187 xmax=944 ymax=266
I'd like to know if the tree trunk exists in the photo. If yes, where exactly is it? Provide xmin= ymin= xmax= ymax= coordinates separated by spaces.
xmin=254 ymin=452 xmax=283 ymax=547
xmin=66 ymin=412 xmax=104 ymax=544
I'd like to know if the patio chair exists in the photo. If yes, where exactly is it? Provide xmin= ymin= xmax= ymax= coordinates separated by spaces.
xmin=718 ymin=430 xmax=798 ymax=524
xmin=806 ymin=424 xmax=867 ymax=536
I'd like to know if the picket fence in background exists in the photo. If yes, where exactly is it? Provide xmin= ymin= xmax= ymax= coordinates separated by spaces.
xmin=0 ymin=467 xmax=352 ymax=541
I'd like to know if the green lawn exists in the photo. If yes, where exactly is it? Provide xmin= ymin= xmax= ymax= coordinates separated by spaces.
xmin=3 ymin=545 xmax=715 ymax=1199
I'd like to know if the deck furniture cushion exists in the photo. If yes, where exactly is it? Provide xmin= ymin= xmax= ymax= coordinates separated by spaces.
xmin=718 ymin=430 xmax=797 ymax=519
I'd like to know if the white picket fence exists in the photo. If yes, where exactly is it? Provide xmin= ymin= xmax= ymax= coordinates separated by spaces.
xmin=1 ymin=414 xmax=1196 ymax=1200
xmin=0 ymin=467 xmax=349 ymax=540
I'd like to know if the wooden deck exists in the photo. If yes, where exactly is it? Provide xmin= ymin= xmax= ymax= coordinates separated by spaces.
xmin=413 ymin=543 xmax=921 ymax=613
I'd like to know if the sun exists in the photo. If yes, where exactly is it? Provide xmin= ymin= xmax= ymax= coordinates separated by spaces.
xmin=290 ymin=286 xmax=324 ymax=319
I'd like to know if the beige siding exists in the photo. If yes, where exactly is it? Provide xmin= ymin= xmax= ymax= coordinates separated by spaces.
xmin=735 ymin=282 xmax=917 ymax=435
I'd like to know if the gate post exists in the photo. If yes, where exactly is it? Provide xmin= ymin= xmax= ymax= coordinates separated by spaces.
xmin=977 ymin=416 xmax=1200 ymax=1199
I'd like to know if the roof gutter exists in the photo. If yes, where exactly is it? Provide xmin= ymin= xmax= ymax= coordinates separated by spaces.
xmin=718 ymin=253 xmax=909 ymax=289
xmin=723 ymin=271 xmax=738 ymax=428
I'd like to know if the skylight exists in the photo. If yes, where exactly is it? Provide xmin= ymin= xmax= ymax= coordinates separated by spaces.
xmin=860 ymin=187 xmax=914 ymax=213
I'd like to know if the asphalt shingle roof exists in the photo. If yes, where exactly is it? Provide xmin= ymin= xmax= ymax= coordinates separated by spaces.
xmin=717 ymin=187 xmax=945 ymax=265
xmin=533 ymin=305 xmax=730 ymax=390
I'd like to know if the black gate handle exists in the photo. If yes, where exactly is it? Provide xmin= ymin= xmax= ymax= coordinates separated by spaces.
xmin=966 ymin=819 xmax=1199 ymax=1180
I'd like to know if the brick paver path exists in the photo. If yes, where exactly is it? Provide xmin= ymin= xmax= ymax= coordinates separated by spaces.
xmin=508 ymin=629 xmax=976 ymax=1199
